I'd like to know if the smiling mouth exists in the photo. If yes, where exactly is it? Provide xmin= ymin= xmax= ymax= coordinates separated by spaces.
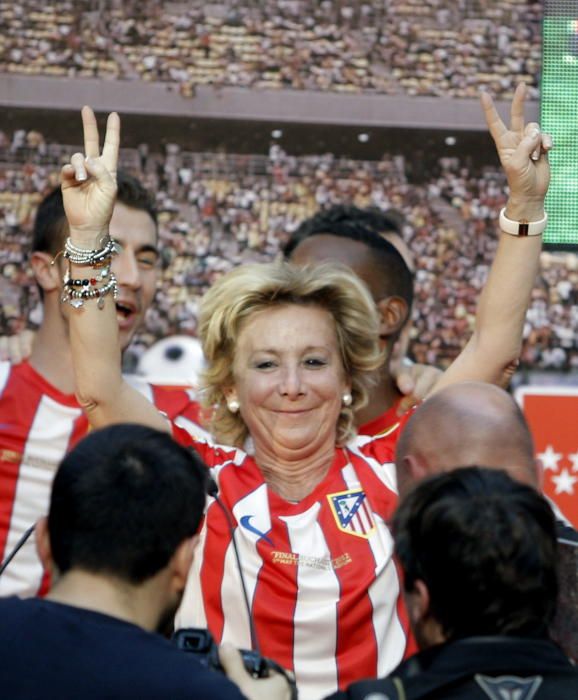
xmin=273 ymin=409 xmax=312 ymax=415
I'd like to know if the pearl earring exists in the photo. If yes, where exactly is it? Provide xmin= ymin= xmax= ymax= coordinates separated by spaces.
xmin=342 ymin=392 xmax=352 ymax=407
xmin=227 ymin=399 xmax=240 ymax=413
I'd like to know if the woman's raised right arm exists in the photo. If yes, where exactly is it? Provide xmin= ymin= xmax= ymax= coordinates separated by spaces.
xmin=62 ymin=106 xmax=167 ymax=431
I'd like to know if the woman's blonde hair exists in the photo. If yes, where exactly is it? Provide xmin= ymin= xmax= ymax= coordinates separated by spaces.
xmin=198 ymin=261 xmax=384 ymax=447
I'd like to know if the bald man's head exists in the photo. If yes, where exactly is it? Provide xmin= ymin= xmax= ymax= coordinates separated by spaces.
xmin=395 ymin=382 xmax=538 ymax=498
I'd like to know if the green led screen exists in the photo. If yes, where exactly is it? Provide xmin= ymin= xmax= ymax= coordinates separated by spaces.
xmin=542 ymin=1 xmax=578 ymax=246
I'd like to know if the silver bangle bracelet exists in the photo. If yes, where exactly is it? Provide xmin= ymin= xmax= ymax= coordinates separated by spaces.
xmin=63 ymin=237 xmax=120 ymax=266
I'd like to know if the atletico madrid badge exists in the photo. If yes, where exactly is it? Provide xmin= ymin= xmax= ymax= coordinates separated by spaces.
xmin=327 ymin=489 xmax=376 ymax=539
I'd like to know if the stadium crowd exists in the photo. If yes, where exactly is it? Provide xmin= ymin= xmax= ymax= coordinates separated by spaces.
xmin=1 ymin=83 xmax=578 ymax=700
xmin=0 ymin=126 xmax=576 ymax=372
xmin=0 ymin=0 xmax=541 ymax=98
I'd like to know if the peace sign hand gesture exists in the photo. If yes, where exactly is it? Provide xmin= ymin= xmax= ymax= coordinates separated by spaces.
xmin=61 ymin=106 xmax=120 ymax=245
xmin=481 ymin=83 xmax=552 ymax=221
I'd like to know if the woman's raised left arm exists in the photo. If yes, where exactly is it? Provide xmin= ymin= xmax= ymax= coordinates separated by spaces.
xmin=432 ymin=83 xmax=552 ymax=393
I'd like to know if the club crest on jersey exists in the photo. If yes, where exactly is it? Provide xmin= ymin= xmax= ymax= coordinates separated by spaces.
xmin=327 ymin=489 xmax=375 ymax=539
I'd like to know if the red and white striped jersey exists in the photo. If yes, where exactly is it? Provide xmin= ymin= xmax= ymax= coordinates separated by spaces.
xmin=357 ymin=399 xmax=406 ymax=438
xmin=0 ymin=361 xmax=206 ymax=598
xmin=174 ymin=415 xmax=415 ymax=700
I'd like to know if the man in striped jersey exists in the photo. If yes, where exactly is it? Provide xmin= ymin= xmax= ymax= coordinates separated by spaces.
xmin=0 ymin=173 xmax=204 ymax=597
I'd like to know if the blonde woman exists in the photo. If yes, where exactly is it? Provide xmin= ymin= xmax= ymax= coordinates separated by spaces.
xmin=60 ymin=84 xmax=550 ymax=700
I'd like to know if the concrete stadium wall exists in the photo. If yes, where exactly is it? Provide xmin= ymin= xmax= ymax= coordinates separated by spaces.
xmin=0 ymin=75 xmax=539 ymax=130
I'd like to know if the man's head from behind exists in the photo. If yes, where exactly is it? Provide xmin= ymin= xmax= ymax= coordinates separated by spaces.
xmin=284 ymin=205 xmax=414 ymax=350
xmin=31 ymin=171 xmax=159 ymax=349
xmin=41 ymin=424 xmax=206 ymax=591
xmin=395 ymin=382 xmax=539 ymax=498
xmin=394 ymin=466 xmax=558 ymax=649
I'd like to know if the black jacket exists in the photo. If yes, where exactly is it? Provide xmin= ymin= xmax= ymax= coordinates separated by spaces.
xmin=328 ymin=636 xmax=578 ymax=699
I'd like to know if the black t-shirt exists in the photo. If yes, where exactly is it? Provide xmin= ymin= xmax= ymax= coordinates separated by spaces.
xmin=0 ymin=596 xmax=247 ymax=700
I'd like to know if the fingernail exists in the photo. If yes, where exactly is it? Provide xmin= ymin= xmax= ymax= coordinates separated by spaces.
xmin=531 ymin=151 xmax=540 ymax=161
xmin=530 ymin=128 xmax=540 ymax=138
xmin=76 ymin=171 xmax=87 ymax=181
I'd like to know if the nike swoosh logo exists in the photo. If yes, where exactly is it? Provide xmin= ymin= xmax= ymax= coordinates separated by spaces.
xmin=239 ymin=515 xmax=273 ymax=545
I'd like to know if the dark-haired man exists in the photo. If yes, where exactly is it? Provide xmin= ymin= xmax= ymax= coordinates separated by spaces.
xmin=322 ymin=467 xmax=578 ymax=699
xmin=0 ymin=424 xmax=249 ymax=699
xmin=0 ymin=174 xmax=204 ymax=597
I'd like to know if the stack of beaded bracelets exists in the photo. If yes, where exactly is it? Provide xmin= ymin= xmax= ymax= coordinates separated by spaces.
xmin=60 ymin=235 xmax=120 ymax=310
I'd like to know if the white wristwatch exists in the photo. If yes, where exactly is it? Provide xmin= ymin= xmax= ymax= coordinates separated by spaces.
xmin=499 ymin=207 xmax=548 ymax=237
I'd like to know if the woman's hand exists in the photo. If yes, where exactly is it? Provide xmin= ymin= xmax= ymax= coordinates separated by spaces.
xmin=481 ymin=83 xmax=552 ymax=219
xmin=60 ymin=106 xmax=120 ymax=244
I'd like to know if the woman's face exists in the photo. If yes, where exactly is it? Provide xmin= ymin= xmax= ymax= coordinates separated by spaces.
xmin=228 ymin=304 xmax=350 ymax=458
